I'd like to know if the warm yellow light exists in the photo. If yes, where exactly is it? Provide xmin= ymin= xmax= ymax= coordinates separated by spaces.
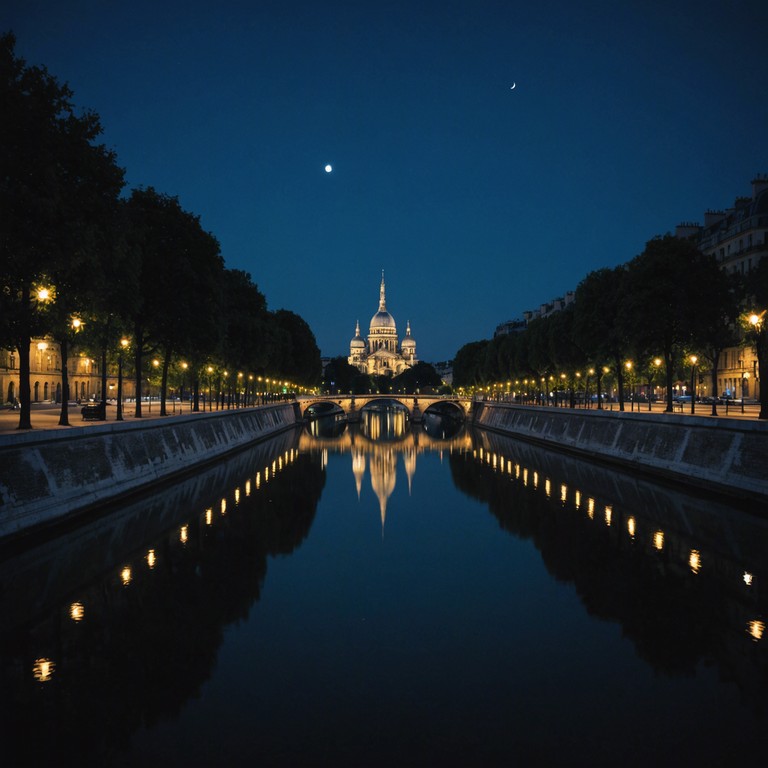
xmin=152 ymin=359 xmax=159 ymax=368
xmin=689 ymin=355 xmax=698 ymax=366
xmin=574 ymin=490 xmax=581 ymax=509
xmin=33 ymin=658 xmax=55 ymax=682
xmin=604 ymin=505 xmax=612 ymax=526
xmin=653 ymin=357 xmax=662 ymax=368
xmin=748 ymin=313 xmax=761 ymax=327
xmin=207 ymin=366 xmax=213 ymax=373
xmin=37 ymin=287 xmax=52 ymax=301
xmin=625 ymin=361 xmax=632 ymax=371
xmin=744 ymin=572 xmax=754 ymax=586
xmin=748 ymin=620 xmax=765 ymax=641
xmin=245 ymin=480 xmax=251 ymax=496
xmin=37 ymin=341 xmax=48 ymax=351
xmin=544 ymin=478 xmax=551 ymax=498
xmin=146 ymin=549 xmax=156 ymax=568
xmin=70 ymin=602 xmax=85 ymax=622
xmin=627 ymin=516 xmax=636 ymax=538
xmin=181 ymin=361 xmax=188 ymax=370
xmin=560 ymin=483 xmax=567 ymax=503
xmin=205 ymin=507 xmax=213 ymax=525
xmin=121 ymin=566 xmax=132 ymax=586
xmin=71 ymin=317 xmax=82 ymax=330
xmin=220 ymin=498 xmax=227 ymax=515
xmin=689 ymin=549 xmax=701 ymax=574
xmin=235 ymin=488 xmax=241 ymax=504
xmin=653 ymin=530 xmax=665 ymax=551
xmin=180 ymin=525 xmax=188 ymax=544
xmin=120 ymin=337 xmax=129 ymax=348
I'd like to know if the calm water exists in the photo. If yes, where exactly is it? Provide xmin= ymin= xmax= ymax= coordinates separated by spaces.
xmin=2 ymin=410 xmax=768 ymax=767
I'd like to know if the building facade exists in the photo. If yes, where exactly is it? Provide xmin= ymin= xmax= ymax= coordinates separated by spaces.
xmin=348 ymin=273 xmax=418 ymax=377
xmin=676 ymin=175 xmax=768 ymax=401
xmin=1 ymin=340 xmax=135 ymax=406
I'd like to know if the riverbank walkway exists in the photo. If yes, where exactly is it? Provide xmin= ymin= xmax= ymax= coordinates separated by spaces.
xmin=0 ymin=401 xmax=248 ymax=435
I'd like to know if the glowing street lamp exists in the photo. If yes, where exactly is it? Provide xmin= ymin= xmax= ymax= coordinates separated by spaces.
xmin=117 ymin=337 xmax=129 ymax=421
xmin=689 ymin=354 xmax=698 ymax=414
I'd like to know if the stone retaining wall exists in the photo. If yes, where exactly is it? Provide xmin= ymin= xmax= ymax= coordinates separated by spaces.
xmin=0 ymin=404 xmax=301 ymax=540
xmin=473 ymin=402 xmax=768 ymax=501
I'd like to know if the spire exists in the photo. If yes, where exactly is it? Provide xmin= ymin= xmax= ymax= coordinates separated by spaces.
xmin=355 ymin=319 xmax=361 ymax=337
xmin=379 ymin=270 xmax=386 ymax=312
xmin=405 ymin=320 xmax=411 ymax=337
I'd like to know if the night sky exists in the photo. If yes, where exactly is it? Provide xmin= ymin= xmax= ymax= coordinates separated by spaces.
xmin=5 ymin=1 xmax=767 ymax=362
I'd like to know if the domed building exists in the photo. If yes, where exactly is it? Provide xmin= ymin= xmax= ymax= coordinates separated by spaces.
xmin=348 ymin=272 xmax=418 ymax=377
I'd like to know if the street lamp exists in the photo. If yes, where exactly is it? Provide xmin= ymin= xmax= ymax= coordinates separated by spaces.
xmin=689 ymin=355 xmax=698 ymax=415
xmin=206 ymin=365 xmax=214 ymax=411
xmin=625 ymin=361 xmax=633 ymax=411
xmin=117 ymin=338 xmax=129 ymax=421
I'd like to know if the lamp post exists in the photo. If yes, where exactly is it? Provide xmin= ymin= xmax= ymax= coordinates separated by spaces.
xmin=652 ymin=358 xmax=662 ymax=411
xmin=689 ymin=355 xmax=698 ymax=415
xmin=742 ymin=371 xmax=750 ymax=414
xmin=206 ymin=366 xmax=214 ymax=411
xmin=117 ymin=338 xmax=128 ymax=421
xmin=625 ymin=361 xmax=633 ymax=411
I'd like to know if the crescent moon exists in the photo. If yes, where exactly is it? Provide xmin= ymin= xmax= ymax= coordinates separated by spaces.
xmin=510 ymin=83 xmax=516 ymax=90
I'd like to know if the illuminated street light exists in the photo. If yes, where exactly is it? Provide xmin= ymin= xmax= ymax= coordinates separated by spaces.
xmin=689 ymin=355 xmax=698 ymax=415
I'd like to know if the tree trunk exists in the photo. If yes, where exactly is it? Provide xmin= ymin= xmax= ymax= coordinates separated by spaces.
xmin=16 ymin=330 xmax=32 ymax=430
xmin=58 ymin=336 xmax=70 ymax=426
xmin=710 ymin=351 xmax=719 ymax=417
xmin=100 ymin=342 xmax=108 ymax=413
xmin=134 ymin=331 xmax=143 ymax=418
xmin=664 ymin=352 xmax=675 ymax=412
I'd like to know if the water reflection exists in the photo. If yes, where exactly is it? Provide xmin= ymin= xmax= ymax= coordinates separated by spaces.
xmin=452 ymin=431 xmax=768 ymax=695
xmin=0 ymin=428 xmax=322 ymax=767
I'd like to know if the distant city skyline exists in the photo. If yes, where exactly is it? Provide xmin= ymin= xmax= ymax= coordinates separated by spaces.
xmin=5 ymin=0 xmax=767 ymax=361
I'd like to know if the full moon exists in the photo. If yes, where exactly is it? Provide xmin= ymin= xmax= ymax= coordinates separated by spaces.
xmin=324 ymin=164 xmax=333 ymax=173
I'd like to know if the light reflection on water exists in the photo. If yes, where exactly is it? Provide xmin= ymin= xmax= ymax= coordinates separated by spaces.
xmin=1 ymin=409 xmax=768 ymax=765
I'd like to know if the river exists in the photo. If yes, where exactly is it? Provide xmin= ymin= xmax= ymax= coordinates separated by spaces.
xmin=1 ymin=409 xmax=767 ymax=766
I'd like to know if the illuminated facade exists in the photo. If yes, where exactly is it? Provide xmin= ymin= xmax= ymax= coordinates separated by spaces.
xmin=348 ymin=272 xmax=418 ymax=377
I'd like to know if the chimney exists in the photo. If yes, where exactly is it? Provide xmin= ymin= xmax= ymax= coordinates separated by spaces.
xmin=675 ymin=222 xmax=700 ymax=239
xmin=704 ymin=210 xmax=725 ymax=227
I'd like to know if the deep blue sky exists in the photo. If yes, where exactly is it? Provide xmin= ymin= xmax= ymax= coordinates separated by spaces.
xmin=5 ymin=1 xmax=767 ymax=361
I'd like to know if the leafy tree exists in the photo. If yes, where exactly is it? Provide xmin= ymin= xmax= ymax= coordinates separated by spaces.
xmin=0 ymin=32 xmax=124 ymax=428
xmin=689 ymin=258 xmax=740 ymax=416
xmin=573 ymin=266 xmax=628 ymax=409
xmin=392 ymin=361 xmax=442 ymax=393
xmin=322 ymin=357 xmax=359 ymax=394
xmin=623 ymin=235 xmax=705 ymax=412
xmin=271 ymin=309 xmax=322 ymax=386
xmin=453 ymin=340 xmax=489 ymax=388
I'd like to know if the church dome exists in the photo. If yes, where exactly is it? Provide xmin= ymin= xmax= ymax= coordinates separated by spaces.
xmin=401 ymin=320 xmax=416 ymax=349
xmin=350 ymin=320 xmax=366 ymax=348
xmin=370 ymin=310 xmax=396 ymax=330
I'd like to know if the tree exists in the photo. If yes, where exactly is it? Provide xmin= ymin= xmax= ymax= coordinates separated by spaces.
xmin=392 ymin=362 xmax=442 ymax=393
xmin=322 ymin=357 xmax=359 ymax=394
xmin=271 ymin=309 xmax=322 ymax=386
xmin=453 ymin=340 xmax=489 ymax=388
xmin=572 ymin=266 xmax=628 ymax=409
xmin=0 ymin=32 xmax=124 ymax=428
xmin=623 ymin=235 xmax=706 ymax=413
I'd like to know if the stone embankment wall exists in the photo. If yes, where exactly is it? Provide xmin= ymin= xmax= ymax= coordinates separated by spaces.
xmin=473 ymin=402 xmax=768 ymax=502
xmin=0 ymin=404 xmax=301 ymax=540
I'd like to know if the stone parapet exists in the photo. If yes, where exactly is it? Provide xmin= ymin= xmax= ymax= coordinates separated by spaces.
xmin=0 ymin=404 xmax=301 ymax=540
xmin=473 ymin=403 xmax=768 ymax=502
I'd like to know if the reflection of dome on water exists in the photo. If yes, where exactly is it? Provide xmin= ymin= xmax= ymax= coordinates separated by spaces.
xmin=348 ymin=271 xmax=418 ymax=377
xmin=370 ymin=446 xmax=397 ymax=532
xmin=352 ymin=448 xmax=366 ymax=499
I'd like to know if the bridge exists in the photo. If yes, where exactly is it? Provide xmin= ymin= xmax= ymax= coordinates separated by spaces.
xmin=297 ymin=394 xmax=473 ymax=422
